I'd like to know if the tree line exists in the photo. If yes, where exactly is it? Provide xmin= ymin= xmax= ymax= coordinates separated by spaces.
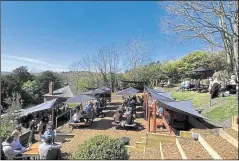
xmin=1 ymin=66 xmax=63 ymax=109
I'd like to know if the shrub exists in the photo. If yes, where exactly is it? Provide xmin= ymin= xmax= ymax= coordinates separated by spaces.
xmin=72 ymin=135 xmax=129 ymax=160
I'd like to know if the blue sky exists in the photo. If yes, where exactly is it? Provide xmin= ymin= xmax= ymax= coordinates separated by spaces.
xmin=2 ymin=1 xmax=207 ymax=72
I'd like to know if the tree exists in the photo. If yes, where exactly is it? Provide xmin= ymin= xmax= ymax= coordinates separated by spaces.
xmin=1 ymin=74 xmax=21 ymax=108
xmin=160 ymin=1 xmax=238 ymax=79
xmin=36 ymin=70 xmax=62 ymax=95
xmin=125 ymin=38 xmax=151 ymax=70
xmin=12 ymin=66 xmax=32 ymax=85
xmin=21 ymin=80 xmax=40 ymax=105
xmin=22 ymin=80 xmax=39 ymax=96
xmin=125 ymin=38 xmax=152 ymax=80
xmin=1 ymin=92 xmax=23 ymax=139
xmin=96 ymin=43 xmax=121 ymax=92
xmin=72 ymin=135 xmax=129 ymax=160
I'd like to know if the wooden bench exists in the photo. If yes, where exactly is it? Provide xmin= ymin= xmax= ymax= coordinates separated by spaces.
xmin=111 ymin=121 xmax=137 ymax=129
xmin=68 ymin=121 xmax=93 ymax=129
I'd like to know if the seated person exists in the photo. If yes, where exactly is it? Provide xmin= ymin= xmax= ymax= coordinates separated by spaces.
xmin=125 ymin=106 xmax=133 ymax=115
xmin=84 ymin=103 xmax=92 ymax=114
xmin=157 ymin=106 xmax=163 ymax=117
xmin=113 ymin=110 xmax=123 ymax=123
xmin=39 ymin=136 xmax=62 ymax=160
xmin=2 ymin=136 xmax=25 ymax=160
xmin=41 ymin=125 xmax=56 ymax=142
xmin=11 ymin=131 xmax=29 ymax=152
xmin=71 ymin=112 xmax=80 ymax=123
xmin=125 ymin=110 xmax=134 ymax=125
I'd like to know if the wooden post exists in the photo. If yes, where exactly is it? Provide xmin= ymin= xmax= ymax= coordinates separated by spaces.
xmin=153 ymin=100 xmax=157 ymax=133
xmin=147 ymin=100 xmax=150 ymax=132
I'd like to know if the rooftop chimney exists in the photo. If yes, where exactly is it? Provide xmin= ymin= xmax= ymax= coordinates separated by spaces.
xmin=49 ymin=82 xmax=54 ymax=95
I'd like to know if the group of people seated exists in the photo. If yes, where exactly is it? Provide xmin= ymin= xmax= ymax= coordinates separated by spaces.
xmin=1 ymin=122 xmax=61 ymax=160
xmin=71 ymin=98 xmax=106 ymax=123
xmin=113 ymin=106 xmax=135 ymax=128
xmin=122 ymin=96 xmax=137 ymax=117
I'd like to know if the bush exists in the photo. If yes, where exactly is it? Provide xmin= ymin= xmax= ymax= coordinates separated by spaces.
xmin=72 ymin=135 xmax=129 ymax=160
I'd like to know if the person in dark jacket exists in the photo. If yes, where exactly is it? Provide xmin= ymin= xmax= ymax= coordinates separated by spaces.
xmin=129 ymin=97 xmax=137 ymax=117
xmin=210 ymin=82 xmax=221 ymax=99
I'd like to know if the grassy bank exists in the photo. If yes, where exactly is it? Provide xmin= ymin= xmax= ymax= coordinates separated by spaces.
xmin=170 ymin=90 xmax=210 ymax=108
xmin=204 ymin=96 xmax=238 ymax=121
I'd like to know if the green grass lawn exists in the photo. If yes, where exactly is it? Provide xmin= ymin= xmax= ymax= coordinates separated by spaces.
xmin=204 ymin=96 xmax=238 ymax=122
xmin=68 ymin=103 xmax=78 ymax=108
xmin=166 ymin=88 xmax=238 ymax=122
xmin=170 ymin=90 xmax=211 ymax=108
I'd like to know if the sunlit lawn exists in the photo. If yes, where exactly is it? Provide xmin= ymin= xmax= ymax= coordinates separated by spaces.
xmin=204 ymin=96 xmax=238 ymax=121
xmin=166 ymin=88 xmax=238 ymax=121
xmin=170 ymin=90 xmax=211 ymax=108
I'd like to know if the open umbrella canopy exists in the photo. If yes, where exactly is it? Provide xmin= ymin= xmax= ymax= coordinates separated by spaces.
xmin=66 ymin=95 xmax=95 ymax=104
xmin=116 ymin=87 xmax=139 ymax=96
xmin=21 ymin=97 xmax=66 ymax=116
xmin=101 ymin=86 xmax=111 ymax=91
xmin=193 ymin=67 xmax=214 ymax=73
xmin=82 ymin=88 xmax=107 ymax=95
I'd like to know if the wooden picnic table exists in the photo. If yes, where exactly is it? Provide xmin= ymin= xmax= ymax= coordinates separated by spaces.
xmin=22 ymin=142 xmax=40 ymax=159
xmin=22 ymin=142 xmax=62 ymax=159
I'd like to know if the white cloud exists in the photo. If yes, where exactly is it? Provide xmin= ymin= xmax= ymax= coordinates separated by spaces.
xmin=2 ymin=54 xmax=68 ymax=72
xmin=3 ymin=55 xmax=54 ymax=66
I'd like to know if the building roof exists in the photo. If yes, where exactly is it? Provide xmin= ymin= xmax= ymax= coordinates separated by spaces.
xmin=43 ymin=85 xmax=74 ymax=98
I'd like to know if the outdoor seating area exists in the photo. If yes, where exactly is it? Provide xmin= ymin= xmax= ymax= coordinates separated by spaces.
xmin=2 ymin=1 xmax=239 ymax=160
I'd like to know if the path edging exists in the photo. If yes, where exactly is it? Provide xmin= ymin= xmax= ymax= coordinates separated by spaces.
xmin=198 ymin=134 xmax=222 ymax=159
xmin=175 ymin=138 xmax=187 ymax=159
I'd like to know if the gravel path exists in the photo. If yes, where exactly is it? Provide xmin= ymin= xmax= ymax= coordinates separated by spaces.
xmin=129 ymin=147 xmax=161 ymax=160
xmin=179 ymin=138 xmax=212 ymax=159
xmin=223 ymin=128 xmax=238 ymax=140
xmin=201 ymin=133 xmax=238 ymax=159
xmin=162 ymin=142 xmax=181 ymax=159
xmin=60 ymin=117 xmax=149 ymax=158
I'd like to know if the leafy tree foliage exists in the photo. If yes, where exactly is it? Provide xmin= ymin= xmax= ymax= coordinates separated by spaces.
xmin=36 ymin=70 xmax=63 ymax=95
xmin=12 ymin=66 xmax=33 ymax=86
xmin=72 ymin=135 xmax=129 ymax=160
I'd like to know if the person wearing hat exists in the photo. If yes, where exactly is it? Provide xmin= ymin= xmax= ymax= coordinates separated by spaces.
xmin=11 ymin=131 xmax=29 ymax=152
